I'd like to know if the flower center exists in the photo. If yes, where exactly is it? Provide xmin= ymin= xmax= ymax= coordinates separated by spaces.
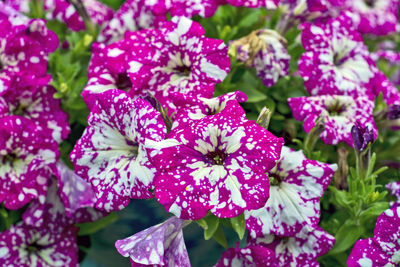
xmin=116 ymin=72 xmax=132 ymax=91
xmin=27 ymin=242 xmax=46 ymax=253
xmin=333 ymin=53 xmax=345 ymax=67
xmin=12 ymin=104 xmax=28 ymax=116
xmin=327 ymin=100 xmax=347 ymax=116
xmin=364 ymin=0 xmax=374 ymax=7
xmin=2 ymin=152 xmax=18 ymax=166
xmin=206 ymin=150 xmax=227 ymax=165
xmin=269 ymin=172 xmax=283 ymax=185
xmin=174 ymin=64 xmax=191 ymax=77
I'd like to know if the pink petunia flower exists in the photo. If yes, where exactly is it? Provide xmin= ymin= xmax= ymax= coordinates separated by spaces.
xmin=149 ymin=100 xmax=284 ymax=220
xmin=5 ymin=0 xmax=114 ymax=31
xmin=250 ymin=226 xmax=336 ymax=266
xmin=127 ymin=16 xmax=230 ymax=115
xmin=288 ymin=94 xmax=377 ymax=147
xmin=22 ymin=163 xmax=104 ymax=231
xmin=0 ymin=17 xmax=58 ymax=94
xmin=299 ymin=14 xmax=378 ymax=98
xmin=87 ymin=17 xmax=230 ymax=116
xmin=341 ymin=0 xmax=399 ymax=36
xmin=215 ymin=243 xmax=278 ymax=266
xmin=245 ymin=146 xmax=337 ymax=237
xmin=348 ymin=207 xmax=400 ymax=266
xmin=0 ymin=85 xmax=70 ymax=143
xmin=70 ymin=90 xmax=167 ymax=212
xmin=0 ymin=222 xmax=79 ymax=267
xmin=0 ymin=116 xmax=58 ymax=209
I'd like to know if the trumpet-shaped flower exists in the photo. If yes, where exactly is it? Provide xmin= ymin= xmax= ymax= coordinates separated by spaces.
xmin=115 ymin=216 xmax=190 ymax=267
xmin=348 ymin=207 xmax=400 ymax=266
xmin=70 ymin=90 xmax=166 ymax=212
xmin=250 ymin=227 xmax=335 ymax=267
xmin=299 ymin=15 xmax=378 ymax=98
xmin=149 ymin=100 xmax=284 ymax=220
xmin=0 ymin=116 xmax=58 ymax=209
xmin=245 ymin=146 xmax=337 ymax=237
xmin=288 ymin=95 xmax=377 ymax=147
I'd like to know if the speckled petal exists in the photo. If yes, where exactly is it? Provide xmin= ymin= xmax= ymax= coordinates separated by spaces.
xmin=0 ymin=116 xmax=58 ymax=209
xmin=150 ymin=101 xmax=284 ymax=219
xmin=288 ymin=95 xmax=377 ymax=147
xmin=115 ymin=216 xmax=190 ymax=267
xmin=215 ymin=243 xmax=278 ymax=267
xmin=245 ymin=146 xmax=337 ymax=237
xmin=70 ymin=89 xmax=166 ymax=212
xmin=251 ymin=227 xmax=335 ymax=266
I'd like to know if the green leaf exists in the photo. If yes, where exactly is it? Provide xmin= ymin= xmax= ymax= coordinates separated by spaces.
xmin=359 ymin=202 xmax=389 ymax=224
xmin=202 ymin=214 xmax=220 ymax=240
xmin=327 ymin=220 xmax=364 ymax=255
xmin=230 ymin=213 xmax=246 ymax=240
xmin=237 ymin=9 xmax=261 ymax=29
xmin=212 ymin=226 xmax=228 ymax=248
xmin=76 ymin=213 xmax=118 ymax=236
xmin=196 ymin=218 xmax=208 ymax=230
xmin=240 ymin=84 xmax=267 ymax=103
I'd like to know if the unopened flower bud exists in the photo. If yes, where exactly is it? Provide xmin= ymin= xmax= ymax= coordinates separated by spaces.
xmin=351 ymin=123 xmax=374 ymax=152
xmin=387 ymin=104 xmax=400 ymax=120
xmin=257 ymin=107 xmax=272 ymax=130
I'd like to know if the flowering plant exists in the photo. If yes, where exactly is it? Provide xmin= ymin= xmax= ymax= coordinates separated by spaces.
xmin=0 ymin=0 xmax=399 ymax=266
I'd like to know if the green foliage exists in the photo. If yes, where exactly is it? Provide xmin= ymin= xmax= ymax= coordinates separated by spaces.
xmin=230 ymin=213 xmax=246 ymax=240
xmin=77 ymin=213 xmax=119 ymax=236
xmin=48 ymin=31 xmax=93 ymax=126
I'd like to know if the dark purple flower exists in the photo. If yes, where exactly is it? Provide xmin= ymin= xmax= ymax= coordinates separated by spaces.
xmin=387 ymin=104 xmax=400 ymax=120
xmin=351 ymin=123 xmax=374 ymax=152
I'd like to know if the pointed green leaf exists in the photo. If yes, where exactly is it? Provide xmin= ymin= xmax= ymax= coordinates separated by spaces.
xmin=327 ymin=220 xmax=364 ymax=255
xmin=212 ymin=226 xmax=228 ymax=248
xmin=203 ymin=214 xmax=219 ymax=240
xmin=230 ymin=213 xmax=246 ymax=240
xmin=76 ymin=213 xmax=118 ymax=236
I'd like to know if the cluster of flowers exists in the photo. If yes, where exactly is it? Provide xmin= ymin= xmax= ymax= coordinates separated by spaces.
xmin=0 ymin=0 xmax=399 ymax=266
xmin=0 ymin=4 xmax=106 ymax=266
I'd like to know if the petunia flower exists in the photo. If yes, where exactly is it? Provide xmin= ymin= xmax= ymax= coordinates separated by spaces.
xmin=0 ymin=116 xmax=58 ymax=209
xmin=340 ymin=0 xmax=399 ymax=36
xmin=231 ymin=29 xmax=290 ymax=87
xmin=386 ymin=182 xmax=400 ymax=208
xmin=115 ymin=216 xmax=190 ymax=267
xmin=245 ymin=146 xmax=337 ymax=238
xmin=70 ymin=89 xmax=167 ymax=212
xmin=171 ymin=91 xmax=248 ymax=128
xmin=288 ymin=94 xmax=377 ymax=147
xmin=149 ymin=100 xmax=284 ymax=220
xmin=0 ymin=17 xmax=58 ymax=94
xmin=250 ymin=226 xmax=336 ymax=267
xmin=97 ymin=0 xmax=169 ymax=44
xmin=83 ymin=30 xmax=157 ymax=109
xmin=347 ymin=206 xmax=400 ymax=266
xmin=224 ymin=0 xmax=279 ymax=8
xmin=0 ymin=222 xmax=79 ymax=267
xmin=0 ymin=2 xmax=29 ymax=25
xmin=0 ymin=85 xmax=70 ymax=143
xmin=215 ymin=243 xmax=278 ymax=267
xmin=299 ymin=14 xmax=378 ymax=98
xmin=127 ymin=16 xmax=230 ymax=115
xmin=22 ymin=163 xmax=104 ymax=231
xmin=86 ymin=17 xmax=230 ymax=115
xmin=5 ymin=0 xmax=114 ymax=32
